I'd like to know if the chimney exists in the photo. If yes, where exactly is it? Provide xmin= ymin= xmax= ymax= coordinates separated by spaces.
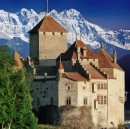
xmin=77 ymin=46 xmax=80 ymax=60
xmin=83 ymin=47 xmax=87 ymax=57
xmin=113 ymin=50 xmax=117 ymax=63
xmin=100 ymin=44 xmax=104 ymax=50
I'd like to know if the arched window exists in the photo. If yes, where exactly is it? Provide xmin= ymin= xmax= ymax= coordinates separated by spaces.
xmin=84 ymin=98 xmax=87 ymax=105
xmin=66 ymin=97 xmax=71 ymax=105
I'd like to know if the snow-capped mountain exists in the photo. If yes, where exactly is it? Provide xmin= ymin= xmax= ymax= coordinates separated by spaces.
xmin=0 ymin=8 xmax=130 ymax=57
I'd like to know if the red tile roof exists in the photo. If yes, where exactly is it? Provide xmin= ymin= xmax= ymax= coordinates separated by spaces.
xmin=102 ymin=68 xmax=115 ymax=79
xmin=13 ymin=51 xmax=23 ymax=68
xmin=63 ymin=72 xmax=88 ymax=81
xmin=60 ymin=40 xmax=98 ymax=60
xmin=29 ymin=16 xmax=68 ymax=33
xmin=96 ymin=49 xmax=123 ymax=71
xmin=84 ymin=64 xmax=106 ymax=79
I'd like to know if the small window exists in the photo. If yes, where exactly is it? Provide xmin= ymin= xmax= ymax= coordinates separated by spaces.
xmin=66 ymin=85 xmax=71 ymax=90
xmin=97 ymin=95 xmax=107 ymax=105
xmin=83 ymin=86 xmax=86 ymax=89
xmin=101 ymin=83 xmax=104 ymax=89
xmin=98 ymin=83 xmax=100 ymax=89
xmin=66 ymin=97 xmax=71 ymax=105
xmin=68 ymin=86 xmax=71 ymax=89
xmin=61 ymin=32 xmax=63 ymax=36
xmin=104 ymin=96 xmax=107 ymax=104
xmin=84 ymin=98 xmax=87 ymax=105
xmin=104 ymin=83 xmax=107 ymax=89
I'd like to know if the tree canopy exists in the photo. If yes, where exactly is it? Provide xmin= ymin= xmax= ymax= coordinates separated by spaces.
xmin=0 ymin=46 xmax=37 ymax=129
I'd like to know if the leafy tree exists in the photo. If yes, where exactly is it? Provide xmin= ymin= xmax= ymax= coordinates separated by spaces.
xmin=0 ymin=46 xmax=37 ymax=129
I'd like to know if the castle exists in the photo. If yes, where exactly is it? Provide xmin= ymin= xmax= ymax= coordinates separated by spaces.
xmin=28 ymin=15 xmax=126 ymax=128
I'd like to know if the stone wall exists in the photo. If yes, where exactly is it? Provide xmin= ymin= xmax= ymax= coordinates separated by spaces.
xmin=96 ymin=80 xmax=108 ymax=127
xmin=37 ymin=105 xmax=95 ymax=129
xmin=30 ymin=33 xmax=39 ymax=59
xmin=58 ymin=78 xmax=78 ymax=107
xmin=39 ymin=32 xmax=67 ymax=62
xmin=31 ymin=79 xmax=58 ymax=111
xmin=59 ymin=106 xmax=95 ymax=129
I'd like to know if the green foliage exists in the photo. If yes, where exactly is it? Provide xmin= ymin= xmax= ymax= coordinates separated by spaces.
xmin=118 ymin=123 xmax=126 ymax=129
xmin=0 ymin=46 xmax=37 ymax=129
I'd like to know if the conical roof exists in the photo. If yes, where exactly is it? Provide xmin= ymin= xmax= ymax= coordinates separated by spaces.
xmin=29 ymin=16 xmax=68 ymax=33
xmin=58 ymin=62 xmax=64 ymax=70
xmin=13 ymin=51 xmax=23 ymax=68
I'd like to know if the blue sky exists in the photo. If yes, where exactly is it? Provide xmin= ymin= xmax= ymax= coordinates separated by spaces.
xmin=0 ymin=0 xmax=130 ymax=30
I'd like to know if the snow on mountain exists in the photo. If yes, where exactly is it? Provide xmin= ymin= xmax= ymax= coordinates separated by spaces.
xmin=48 ymin=9 xmax=130 ymax=50
xmin=0 ymin=8 xmax=130 ymax=56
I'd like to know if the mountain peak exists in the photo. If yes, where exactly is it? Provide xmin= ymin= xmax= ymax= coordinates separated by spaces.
xmin=0 ymin=8 xmax=130 ymax=52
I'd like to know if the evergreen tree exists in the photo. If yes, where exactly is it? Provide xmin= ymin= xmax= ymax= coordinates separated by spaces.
xmin=0 ymin=46 xmax=37 ymax=129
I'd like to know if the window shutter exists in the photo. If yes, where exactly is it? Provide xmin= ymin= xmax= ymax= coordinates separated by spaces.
xmin=94 ymin=99 xmax=98 ymax=110
xmin=92 ymin=83 xmax=97 ymax=93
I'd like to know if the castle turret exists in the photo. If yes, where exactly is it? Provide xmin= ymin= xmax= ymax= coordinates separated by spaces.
xmin=83 ymin=47 xmax=87 ymax=57
xmin=13 ymin=51 xmax=23 ymax=68
xmin=113 ymin=50 xmax=117 ymax=63
xmin=58 ymin=61 xmax=64 ymax=77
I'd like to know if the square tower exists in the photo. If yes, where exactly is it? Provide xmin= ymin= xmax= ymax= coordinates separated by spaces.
xmin=29 ymin=16 xmax=68 ymax=66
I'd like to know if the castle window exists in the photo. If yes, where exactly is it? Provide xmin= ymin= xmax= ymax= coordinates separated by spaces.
xmin=45 ymin=84 xmax=49 ymax=90
xmin=92 ymin=83 xmax=97 ymax=93
xmin=101 ymin=83 xmax=104 ymax=89
xmin=97 ymin=95 xmax=107 ymax=105
xmin=66 ymin=97 xmax=71 ymax=105
xmin=94 ymin=99 xmax=98 ymax=110
xmin=68 ymin=86 xmax=71 ymax=89
xmin=66 ymin=83 xmax=72 ymax=90
xmin=98 ymin=83 xmax=100 ymax=89
xmin=104 ymin=83 xmax=107 ymax=89
xmin=66 ymin=86 xmax=71 ymax=90
xmin=84 ymin=98 xmax=87 ymax=105
xmin=97 ymin=83 xmax=107 ymax=90
xmin=83 ymin=86 xmax=86 ymax=89
xmin=61 ymin=32 xmax=63 ymax=36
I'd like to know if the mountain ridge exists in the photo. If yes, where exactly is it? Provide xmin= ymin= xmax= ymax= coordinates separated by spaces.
xmin=0 ymin=8 xmax=130 ymax=57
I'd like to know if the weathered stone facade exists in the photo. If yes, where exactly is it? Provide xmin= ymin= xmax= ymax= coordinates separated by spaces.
xmin=29 ymin=15 xmax=125 ymax=128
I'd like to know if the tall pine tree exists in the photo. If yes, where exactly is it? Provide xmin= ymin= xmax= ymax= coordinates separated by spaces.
xmin=0 ymin=46 xmax=37 ymax=129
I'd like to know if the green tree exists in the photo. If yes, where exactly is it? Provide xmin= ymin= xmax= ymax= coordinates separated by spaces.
xmin=0 ymin=46 xmax=37 ymax=129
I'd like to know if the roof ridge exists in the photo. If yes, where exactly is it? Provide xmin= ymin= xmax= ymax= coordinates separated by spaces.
xmin=64 ymin=72 xmax=88 ymax=81
xmin=29 ymin=16 xmax=68 ymax=33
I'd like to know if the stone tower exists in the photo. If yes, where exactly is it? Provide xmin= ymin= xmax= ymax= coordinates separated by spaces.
xmin=29 ymin=16 xmax=68 ymax=66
